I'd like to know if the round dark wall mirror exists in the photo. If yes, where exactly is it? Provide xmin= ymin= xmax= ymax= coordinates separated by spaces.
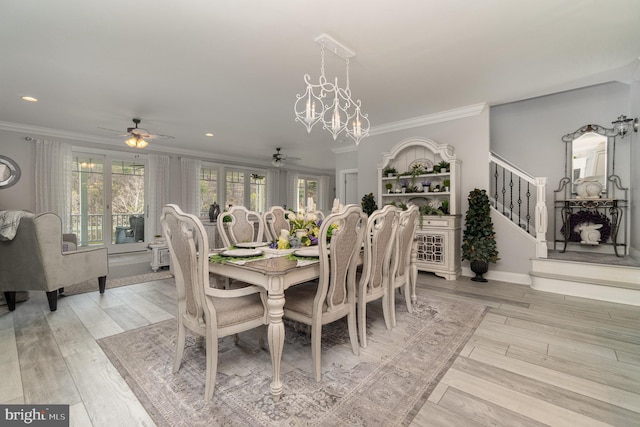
xmin=0 ymin=155 xmax=21 ymax=189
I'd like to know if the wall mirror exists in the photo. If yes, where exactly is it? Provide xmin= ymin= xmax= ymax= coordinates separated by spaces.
xmin=571 ymin=132 xmax=607 ymax=190
xmin=0 ymin=155 xmax=21 ymax=189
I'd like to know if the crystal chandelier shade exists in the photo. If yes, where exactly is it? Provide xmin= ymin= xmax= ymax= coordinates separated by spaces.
xmin=294 ymin=35 xmax=370 ymax=146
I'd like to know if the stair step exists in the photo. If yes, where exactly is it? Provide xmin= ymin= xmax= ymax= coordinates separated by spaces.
xmin=530 ymin=257 xmax=640 ymax=306
xmin=529 ymin=271 xmax=640 ymax=291
xmin=531 ymin=258 xmax=640 ymax=284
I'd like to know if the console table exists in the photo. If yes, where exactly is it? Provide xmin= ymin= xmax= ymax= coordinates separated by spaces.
xmin=555 ymin=198 xmax=627 ymax=257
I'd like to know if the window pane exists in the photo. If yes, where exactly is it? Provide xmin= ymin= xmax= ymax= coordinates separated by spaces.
xmin=200 ymin=167 xmax=218 ymax=217
xmin=225 ymin=170 xmax=244 ymax=208
xmin=71 ymin=155 xmax=104 ymax=246
xmin=250 ymin=173 xmax=266 ymax=212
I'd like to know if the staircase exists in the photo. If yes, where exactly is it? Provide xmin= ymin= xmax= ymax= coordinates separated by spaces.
xmin=490 ymin=153 xmax=640 ymax=306
xmin=530 ymin=255 xmax=640 ymax=306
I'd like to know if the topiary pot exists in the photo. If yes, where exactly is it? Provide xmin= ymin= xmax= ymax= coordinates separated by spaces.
xmin=470 ymin=260 xmax=489 ymax=282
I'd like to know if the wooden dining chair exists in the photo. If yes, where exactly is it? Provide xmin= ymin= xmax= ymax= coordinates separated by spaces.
xmin=357 ymin=205 xmax=398 ymax=348
xmin=283 ymin=204 xmax=366 ymax=381
xmin=161 ymin=204 xmax=268 ymax=400
xmin=263 ymin=205 xmax=290 ymax=241
xmin=388 ymin=204 xmax=419 ymax=328
xmin=217 ymin=205 xmax=265 ymax=247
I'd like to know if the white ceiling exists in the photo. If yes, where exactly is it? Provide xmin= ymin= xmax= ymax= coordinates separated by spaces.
xmin=2 ymin=0 xmax=639 ymax=170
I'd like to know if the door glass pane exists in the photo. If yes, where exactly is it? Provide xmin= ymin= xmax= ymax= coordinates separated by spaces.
xmin=112 ymin=160 xmax=145 ymax=244
xmin=71 ymin=155 xmax=104 ymax=246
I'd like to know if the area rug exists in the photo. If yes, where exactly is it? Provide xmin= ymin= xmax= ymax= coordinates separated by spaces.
xmin=98 ymin=296 xmax=487 ymax=426
xmin=62 ymin=271 xmax=174 ymax=296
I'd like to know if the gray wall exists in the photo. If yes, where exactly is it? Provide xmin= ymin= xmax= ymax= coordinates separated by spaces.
xmin=490 ymin=82 xmax=635 ymax=254
xmin=0 ymin=131 xmax=36 ymax=211
xmin=630 ymin=81 xmax=640 ymax=257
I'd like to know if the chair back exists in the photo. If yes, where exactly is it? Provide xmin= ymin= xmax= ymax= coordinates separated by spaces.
xmin=161 ymin=204 xmax=209 ymax=329
xmin=217 ymin=206 xmax=265 ymax=247
xmin=360 ymin=205 xmax=398 ymax=295
xmin=263 ymin=206 xmax=290 ymax=241
xmin=392 ymin=205 xmax=419 ymax=282
xmin=317 ymin=204 xmax=367 ymax=313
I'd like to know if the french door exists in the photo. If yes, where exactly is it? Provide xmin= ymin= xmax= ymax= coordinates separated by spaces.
xmin=71 ymin=151 xmax=148 ymax=254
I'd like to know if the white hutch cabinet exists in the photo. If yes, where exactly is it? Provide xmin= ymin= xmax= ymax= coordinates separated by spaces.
xmin=378 ymin=137 xmax=461 ymax=280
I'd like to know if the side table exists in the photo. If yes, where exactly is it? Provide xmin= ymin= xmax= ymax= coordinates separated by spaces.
xmin=148 ymin=242 xmax=171 ymax=271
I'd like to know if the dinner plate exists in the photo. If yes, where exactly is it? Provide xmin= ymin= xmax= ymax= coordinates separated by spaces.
xmin=293 ymin=247 xmax=320 ymax=257
xmin=221 ymin=249 xmax=263 ymax=257
xmin=235 ymin=241 xmax=270 ymax=249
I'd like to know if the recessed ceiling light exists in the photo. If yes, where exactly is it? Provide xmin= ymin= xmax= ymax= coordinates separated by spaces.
xmin=21 ymin=96 xmax=38 ymax=102
xmin=205 ymin=133 xmax=214 ymax=137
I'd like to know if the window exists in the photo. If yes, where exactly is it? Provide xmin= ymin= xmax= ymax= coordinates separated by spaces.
xmin=199 ymin=166 xmax=218 ymax=217
xmin=297 ymin=177 xmax=318 ymax=211
xmin=224 ymin=169 xmax=267 ymax=212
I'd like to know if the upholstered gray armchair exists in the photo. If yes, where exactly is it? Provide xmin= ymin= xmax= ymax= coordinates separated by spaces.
xmin=0 ymin=212 xmax=108 ymax=311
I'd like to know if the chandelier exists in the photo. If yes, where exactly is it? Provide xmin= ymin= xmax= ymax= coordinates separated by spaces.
xmin=294 ymin=34 xmax=370 ymax=146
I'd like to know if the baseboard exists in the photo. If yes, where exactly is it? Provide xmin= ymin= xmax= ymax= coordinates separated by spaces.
xmin=461 ymin=266 xmax=531 ymax=285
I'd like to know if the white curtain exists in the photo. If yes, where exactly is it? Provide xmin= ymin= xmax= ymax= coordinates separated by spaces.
xmin=180 ymin=157 xmax=201 ymax=216
xmin=148 ymin=154 xmax=170 ymax=237
xmin=35 ymin=140 xmax=72 ymax=231
xmin=286 ymin=171 xmax=299 ymax=211
xmin=319 ymin=175 xmax=330 ymax=212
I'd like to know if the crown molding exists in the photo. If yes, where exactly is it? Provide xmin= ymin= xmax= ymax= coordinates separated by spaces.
xmin=0 ymin=121 xmax=333 ymax=175
xmin=331 ymin=102 xmax=488 ymax=154
xmin=369 ymin=103 xmax=487 ymax=136
xmin=0 ymin=120 xmax=118 ymax=145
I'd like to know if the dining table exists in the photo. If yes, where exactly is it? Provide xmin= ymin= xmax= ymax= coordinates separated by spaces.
xmin=208 ymin=248 xmax=320 ymax=401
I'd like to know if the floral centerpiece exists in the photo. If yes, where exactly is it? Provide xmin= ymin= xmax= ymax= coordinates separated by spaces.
xmin=271 ymin=209 xmax=337 ymax=249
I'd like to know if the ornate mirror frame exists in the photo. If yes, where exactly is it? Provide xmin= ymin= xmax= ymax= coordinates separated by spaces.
xmin=557 ymin=123 xmax=626 ymax=200
xmin=0 ymin=155 xmax=21 ymax=189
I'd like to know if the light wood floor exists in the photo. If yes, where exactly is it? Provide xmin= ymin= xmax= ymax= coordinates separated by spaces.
xmin=1 ymin=272 xmax=639 ymax=427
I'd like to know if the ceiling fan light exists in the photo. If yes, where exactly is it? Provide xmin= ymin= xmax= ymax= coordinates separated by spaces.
xmin=137 ymin=139 xmax=149 ymax=149
xmin=125 ymin=137 xmax=138 ymax=147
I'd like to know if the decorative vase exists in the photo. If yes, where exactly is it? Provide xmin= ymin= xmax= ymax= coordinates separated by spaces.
xmin=423 ymin=186 xmax=430 ymax=193
xmin=470 ymin=260 xmax=489 ymax=282
xmin=574 ymin=177 xmax=602 ymax=199
xmin=208 ymin=203 xmax=220 ymax=222
xmin=294 ymin=229 xmax=307 ymax=239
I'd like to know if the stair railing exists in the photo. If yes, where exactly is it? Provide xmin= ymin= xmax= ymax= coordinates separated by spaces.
xmin=489 ymin=152 xmax=548 ymax=258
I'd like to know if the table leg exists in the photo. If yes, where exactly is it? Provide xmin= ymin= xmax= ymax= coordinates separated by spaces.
xmin=266 ymin=281 xmax=286 ymax=401
xmin=609 ymin=205 xmax=623 ymax=257
xmin=560 ymin=205 xmax=571 ymax=253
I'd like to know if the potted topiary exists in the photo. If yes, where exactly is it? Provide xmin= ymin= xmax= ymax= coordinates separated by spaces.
xmin=437 ymin=160 xmax=450 ymax=173
xmin=361 ymin=193 xmax=378 ymax=216
xmin=383 ymin=166 xmax=397 ymax=177
xmin=461 ymin=188 xmax=499 ymax=282
xmin=385 ymin=182 xmax=393 ymax=193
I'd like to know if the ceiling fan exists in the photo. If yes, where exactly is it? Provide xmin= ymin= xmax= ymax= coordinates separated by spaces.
xmin=271 ymin=147 xmax=300 ymax=168
xmin=99 ymin=118 xmax=174 ymax=149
